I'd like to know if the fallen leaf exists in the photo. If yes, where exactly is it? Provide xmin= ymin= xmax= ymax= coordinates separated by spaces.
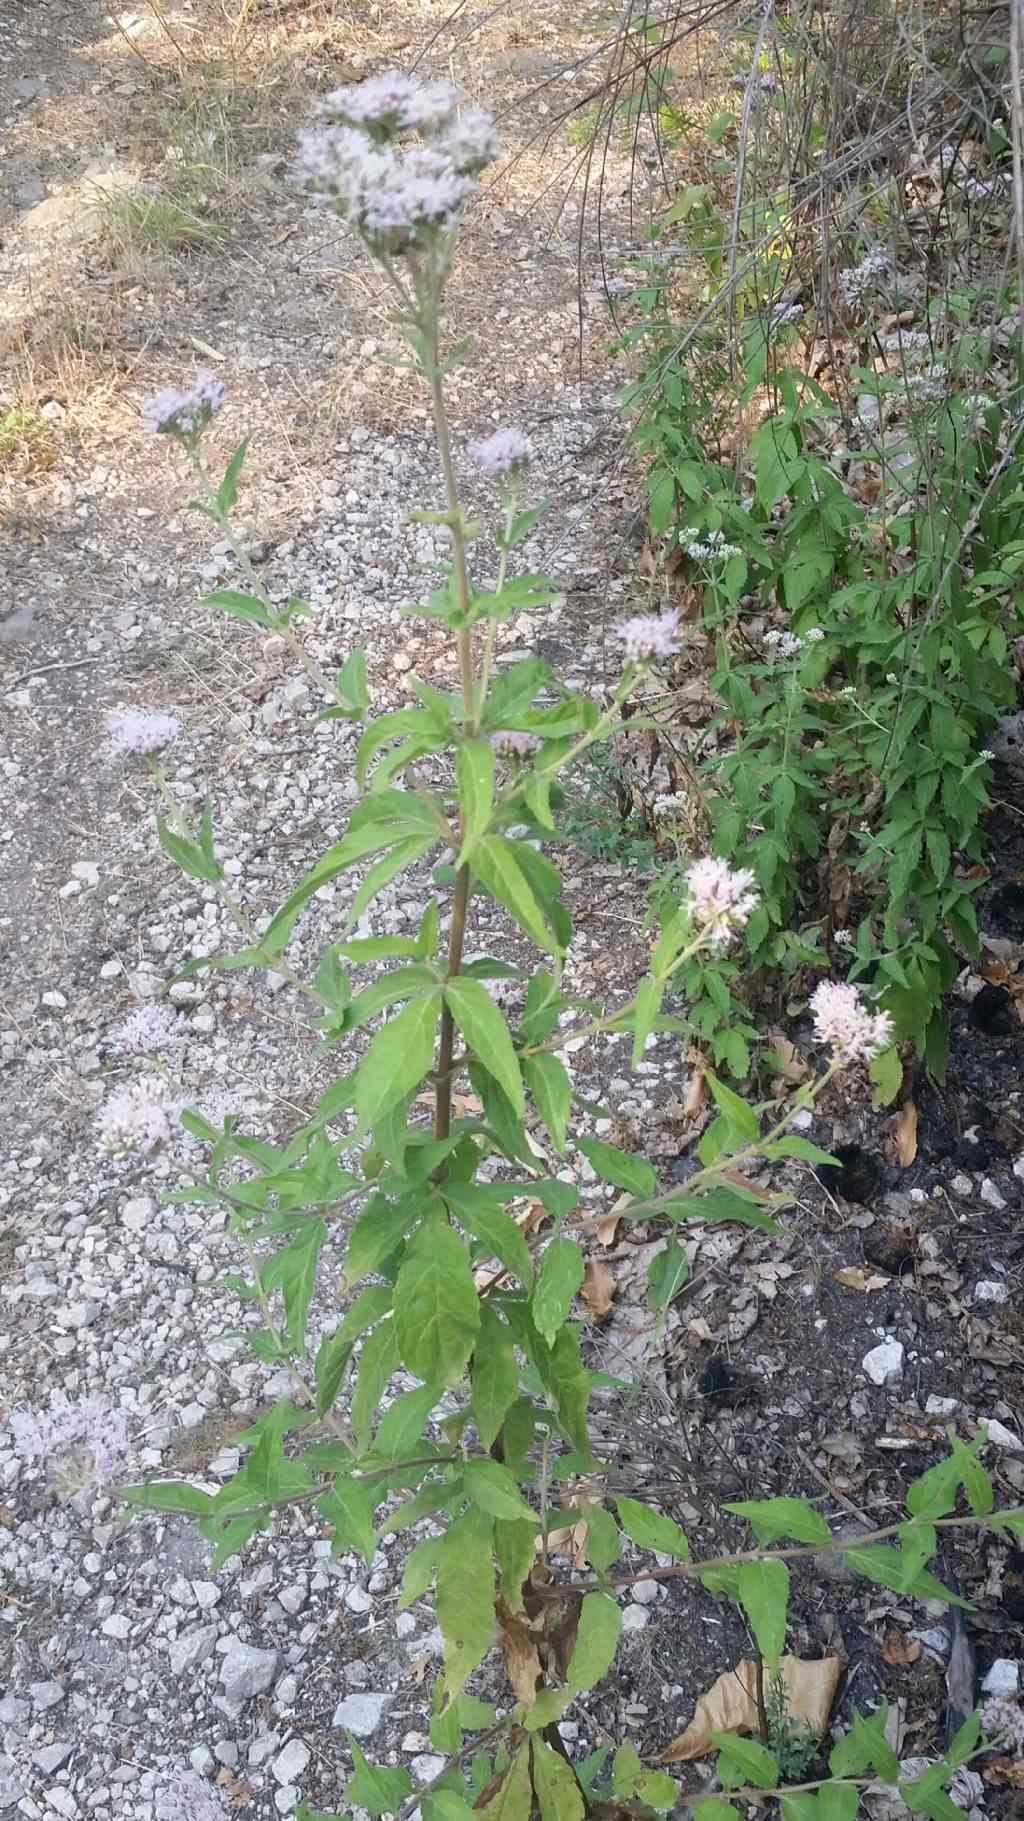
xmin=215 ymin=1769 xmax=256 ymax=1809
xmin=581 ymin=1258 xmax=617 ymax=1322
xmin=769 ymin=1030 xmax=811 ymax=1084
xmin=660 ymin=1654 xmax=844 ymax=1761
xmin=983 ymin=1759 xmax=1024 ymax=1788
xmin=517 ymin=1200 xmax=550 ymax=1236
xmin=836 ymin=1266 xmax=893 ymax=1293
xmin=683 ymin=1059 xmax=707 ymax=1118
xmin=881 ymin=1630 xmax=922 ymax=1666
xmin=416 ymin=1090 xmax=483 ymax=1117
xmin=496 ymin=1597 xmax=543 ymax=1704
xmin=890 ymin=1101 xmax=918 ymax=1168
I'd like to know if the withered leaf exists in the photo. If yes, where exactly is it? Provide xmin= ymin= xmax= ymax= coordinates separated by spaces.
xmin=881 ymin=1629 xmax=922 ymax=1666
xmin=660 ymin=1655 xmax=843 ymax=1762
xmin=581 ymin=1258 xmax=617 ymax=1322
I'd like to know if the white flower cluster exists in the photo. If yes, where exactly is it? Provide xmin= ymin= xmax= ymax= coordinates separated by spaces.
xmin=765 ymin=628 xmax=821 ymax=657
xmin=684 ymin=857 xmax=759 ymax=950
xmin=142 ymin=371 xmax=225 ymax=437
xmin=294 ymin=72 xmax=499 ymax=254
xmin=107 ymin=709 xmax=180 ymax=756
xmin=653 ymin=793 xmax=687 ymax=817
xmin=616 ymin=608 xmax=682 ymax=663
xmin=685 ymin=528 xmax=741 ymax=561
xmin=467 ymin=427 xmax=532 ymax=478
xmin=97 ymin=1075 xmax=181 ymax=1155
xmin=839 ymin=248 xmax=891 ymax=310
xmin=880 ymin=329 xmax=932 ymax=358
xmin=905 ymin=364 xmax=948 ymax=403
xmin=810 ymin=980 xmax=893 ymax=1062
xmin=114 ymin=1004 xmax=183 ymax=1055
xmin=961 ymin=173 xmax=1001 ymax=202
xmin=9 ymin=1394 xmax=131 ymax=1489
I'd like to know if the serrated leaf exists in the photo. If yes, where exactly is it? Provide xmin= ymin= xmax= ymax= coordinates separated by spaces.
xmin=567 ymin=1591 xmax=621 ymax=1691
xmin=319 ymin=1477 xmax=377 ymax=1564
xmin=829 ymin=1707 xmax=900 ymax=1782
xmin=531 ymin=1738 xmax=585 ymax=1821
xmin=471 ymin=1305 xmax=520 ymax=1449
xmin=352 ymin=1319 xmax=400 ymax=1450
xmin=436 ymin=1506 xmax=495 ymax=1700
xmin=456 ymin=738 xmax=495 ymax=858
xmin=157 ymin=815 xmax=224 ymax=884
xmin=371 ymin=1382 xmax=440 ymax=1460
xmin=206 ymin=1510 xmax=271 ymax=1571
xmin=494 ymin=1518 xmax=537 ymax=1610
xmin=120 ymin=1481 xmax=214 ymax=1516
xmin=445 ymin=1184 xmax=534 ymax=1287
xmin=694 ymin=1804 xmax=743 ymax=1821
xmin=713 ymin=1733 xmax=780 ymax=1791
xmin=355 ymin=993 xmax=442 ymax=1138
xmin=737 ymin=1558 xmax=789 ymax=1667
xmin=200 ymin=586 xmax=273 ymax=628
xmin=464 ymin=1458 xmax=535 ymax=1523
xmin=344 ymin=1740 xmax=414 ymax=1816
xmin=394 ymin=1220 xmax=481 ymax=1386
xmin=724 ymin=1496 xmax=831 ymax=1546
xmin=445 ymin=978 xmax=524 ymax=1116
xmin=616 ymin=1495 xmax=689 ymax=1557
xmin=532 ymin=1238 xmax=584 ymax=1346
xmin=473 ymin=836 xmax=561 ymax=954
xmin=261 ymin=1217 xmax=325 ymax=1354
xmin=481 ymin=1748 xmax=532 ymax=1821
xmin=576 ymin=1138 xmax=656 ymax=1198
xmin=399 ymin=1534 xmax=442 ymax=1610
xmin=521 ymin=1053 xmax=572 ymax=1154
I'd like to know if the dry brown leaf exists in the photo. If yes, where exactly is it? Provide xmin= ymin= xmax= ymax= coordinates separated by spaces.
xmin=581 ymin=1258 xmax=617 ymax=1323
xmin=769 ymin=1030 xmax=811 ymax=1084
xmin=891 ymin=1101 xmax=918 ymax=1168
xmin=683 ymin=1053 xmax=707 ymax=1118
xmin=416 ymin=1090 xmax=483 ymax=1117
xmin=881 ymin=1630 xmax=922 ymax=1666
xmin=983 ymin=1759 xmax=1024 ymax=1788
xmin=835 ymin=1266 xmax=893 ymax=1293
xmin=660 ymin=1655 xmax=844 ymax=1762
xmin=216 ymin=1770 xmax=256 ymax=1809
xmin=516 ymin=1200 xmax=550 ymax=1237
xmin=719 ymin=1169 xmax=777 ymax=1202
xmin=496 ymin=1597 xmax=543 ymax=1704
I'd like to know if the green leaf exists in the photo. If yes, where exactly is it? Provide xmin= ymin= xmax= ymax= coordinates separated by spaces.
xmin=457 ymin=738 xmax=496 ymax=857
xmin=205 ymin=1510 xmax=271 ymax=1571
xmin=576 ymin=1139 xmax=656 ymax=1198
xmin=531 ymin=1738 xmax=585 ymax=1821
xmin=494 ymin=1518 xmax=537 ymax=1610
xmin=694 ymin=1803 xmax=743 ymax=1821
xmin=538 ymin=1326 xmax=591 ymax=1456
xmin=200 ymin=586 xmax=274 ymax=629
xmin=355 ymin=993 xmax=442 ymax=1138
xmin=394 ymin=1219 xmax=481 ymax=1387
xmin=261 ymin=1217 xmax=326 ymax=1353
xmin=436 ymin=1506 xmax=495 ymax=1700
xmin=474 ymin=836 xmax=561 ymax=954
xmin=424 ymin=1795 xmax=481 ymax=1821
xmin=737 ymin=1558 xmax=789 ymax=1667
xmin=399 ymin=1534 xmax=443 ymax=1610
xmin=869 ymin=1044 xmax=904 ymax=1109
xmin=705 ymin=1070 xmax=760 ymax=1142
xmin=216 ymin=437 xmax=249 ymax=514
xmin=522 ymin=1054 xmax=572 ymax=1155
xmin=829 ymin=1707 xmax=900 ymax=1782
xmin=724 ymin=1496 xmax=831 ymax=1546
xmin=567 ymin=1591 xmax=621 ymax=1691
xmin=818 ymin=1788 xmax=860 ymax=1821
xmin=352 ymin=1319 xmax=401 ymax=1450
xmin=465 ymin=1458 xmax=536 ymax=1523
xmin=346 ymin=835 xmax=439 ymax=932
xmin=445 ymin=978 xmax=524 ymax=1116
xmin=319 ymin=1477 xmax=377 ymax=1564
xmin=713 ymin=1733 xmax=780 ymax=1791
xmin=632 ymin=977 xmax=663 ymax=1068
xmin=471 ymin=1305 xmax=520 ymax=1449
xmin=372 ymin=1383 xmax=440 ymax=1460
xmin=647 ymin=1237 xmax=689 ymax=1311
xmin=532 ymin=1238 xmax=584 ymax=1346
xmin=120 ymin=1481 xmax=214 ymax=1516
xmin=580 ymin=1502 xmax=620 ymax=1572
xmin=445 ymin=1185 xmax=534 ymax=1287
xmin=480 ymin=1748 xmax=532 ymax=1821
xmin=334 ymin=648 xmax=370 ymax=720
xmin=157 ymin=814 xmax=224 ymax=884
xmin=524 ymin=1689 xmax=574 ymax=1731
xmin=343 ymin=1195 xmax=418 ymax=1288
xmin=344 ymin=1740 xmax=415 ymax=1816
xmin=615 ymin=1495 xmax=689 ymax=1557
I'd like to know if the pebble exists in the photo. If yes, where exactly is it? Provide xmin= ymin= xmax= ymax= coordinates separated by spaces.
xmin=622 ymin=1604 xmax=650 ymax=1631
xmin=30 ymin=1683 xmax=65 ymax=1713
xmin=630 ymin=1579 xmax=660 ymax=1605
xmin=925 ymin=1395 xmax=958 ymax=1416
xmin=985 ymin=1419 xmax=1023 ymax=1452
xmin=101 ymin=1613 xmax=132 ymax=1639
xmin=411 ymin=1755 xmax=447 ymax=1782
xmin=332 ymin=1692 xmax=393 ymax=1737
xmin=862 ymin=1339 xmax=904 ymax=1386
xmin=220 ymin=1643 xmax=280 ymax=1703
xmin=974 ymin=1279 xmax=1009 ymax=1303
xmin=32 ymin=1745 xmax=73 ymax=1774
xmin=273 ymin=1740 xmax=310 ymax=1785
xmin=981 ymin=1659 xmax=1019 ymax=1695
xmin=169 ymin=1623 xmax=220 ymax=1676
xmin=980 ymin=1178 xmax=1006 ymax=1210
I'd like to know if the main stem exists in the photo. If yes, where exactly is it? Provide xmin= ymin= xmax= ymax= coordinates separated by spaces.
xmin=420 ymin=265 xmax=475 ymax=1142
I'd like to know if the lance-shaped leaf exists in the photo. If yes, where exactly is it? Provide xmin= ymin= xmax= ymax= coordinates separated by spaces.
xmin=355 ymin=992 xmax=442 ymax=1138
xmin=394 ymin=1219 xmax=481 ymax=1387
xmin=435 ymin=1506 xmax=495 ymax=1700
xmin=444 ymin=977 xmax=524 ymax=1115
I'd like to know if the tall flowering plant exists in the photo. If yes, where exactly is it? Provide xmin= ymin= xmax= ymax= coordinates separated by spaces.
xmin=113 ymin=73 xmax=1024 ymax=1821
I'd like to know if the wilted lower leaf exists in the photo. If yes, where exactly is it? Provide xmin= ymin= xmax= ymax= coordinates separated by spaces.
xmin=890 ymin=1101 xmax=918 ymax=1168
xmin=881 ymin=1629 xmax=922 ymax=1666
xmin=496 ymin=1597 xmax=543 ymax=1705
xmin=660 ymin=1655 xmax=844 ymax=1762
xmin=581 ymin=1258 xmax=617 ymax=1322
xmin=835 ymin=1266 xmax=892 ymax=1293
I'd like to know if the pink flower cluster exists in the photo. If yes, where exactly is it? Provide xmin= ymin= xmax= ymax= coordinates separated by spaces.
xmin=684 ymin=857 xmax=759 ymax=950
xmin=97 ymin=1075 xmax=181 ymax=1155
xmin=9 ymin=1394 xmax=131 ymax=1487
xmin=142 ymin=371 xmax=225 ymax=436
xmin=294 ymin=72 xmax=500 ymax=255
xmin=114 ymin=1004 xmax=183 ymax=1055
xmin=810 ymin=980 xmax=893 ymax=1062
xmin=107 ymin=709 xmax=180 ymax=756
xmin=491 ymin=730 xmax=540 ymax=759
xmin=616 ymin=608 xmax=682 ymax=664
xmin=468 ymin=427 xmax=533 ymax=478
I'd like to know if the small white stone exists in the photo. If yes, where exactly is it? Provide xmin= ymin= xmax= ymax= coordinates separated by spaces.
xmin=925 ymin=1395 xmax=958 ymax=1416
xmin=101 ymin=1614 xmax=131 ymax=1639
xmin=333 ymin=1692 xmax=392 ymax=1736
xmin=631 ymin=1579 xmax=660 ymax=1605
xmin=980 ymin=1178 xmax=1006 ymax=1210
xmin=411 ymin=1755 xmax=446 ymax=1783
xmin=984 ymin=1419 xmax=1023 ymax=1453
xmin=863 ymin=1339 xmax=904 ymax=1386
xmin=622 ymin=1603 xmax=649 ymax=1632
xmin=981 ymin=1659 xmax=1020 ymax=1696
xmin=974 ymin=1279 xmax=1009 ymax=1304
xmin=273 ymin=1740 xmax=309 ymax=1785
xmin=100 ymin=958 xmax=121 ymax=979
xmin=41 ymin=991 xmax=67 ymax=1009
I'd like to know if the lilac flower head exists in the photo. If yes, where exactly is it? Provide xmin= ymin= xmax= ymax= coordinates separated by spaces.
xmin=318 ymin=70 xmax=459 ymax=139
xmin=981 ymin=1696 xmax=1024 ymax=1755
xmin=467 ymin=427 xmax=533 ymax=479
xmin=97 ymin=1075 xmax=181 ymax=1155
xmin=295 ymin=128 xmax=476 ymax=250
xmin=684 ymin=857 xmax=759 ymax=950
xmin=9 ymin=1394 xmax=131 ymax=1492
xmin=616 ymin=608 xmax=682 ymax=664
xmin=154 ymin=1769 xmax=230 ymax=1821
xmin=434 ymin=106 xmax=502 ymax=175
xmin=114 ymin=1004 xmax=183 ymax=1055
xmin=809 ymin=980 xmax=893 ymax=1062
xmin=142 ymin=372 xmax=225 ymax=437
xmin=764 ymin=630 xmax=804 ymax=658
xmin=491 ymin=730 xmax=540 ymax=759
xmin=107 ymin=709 xmax=180 ymax=757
